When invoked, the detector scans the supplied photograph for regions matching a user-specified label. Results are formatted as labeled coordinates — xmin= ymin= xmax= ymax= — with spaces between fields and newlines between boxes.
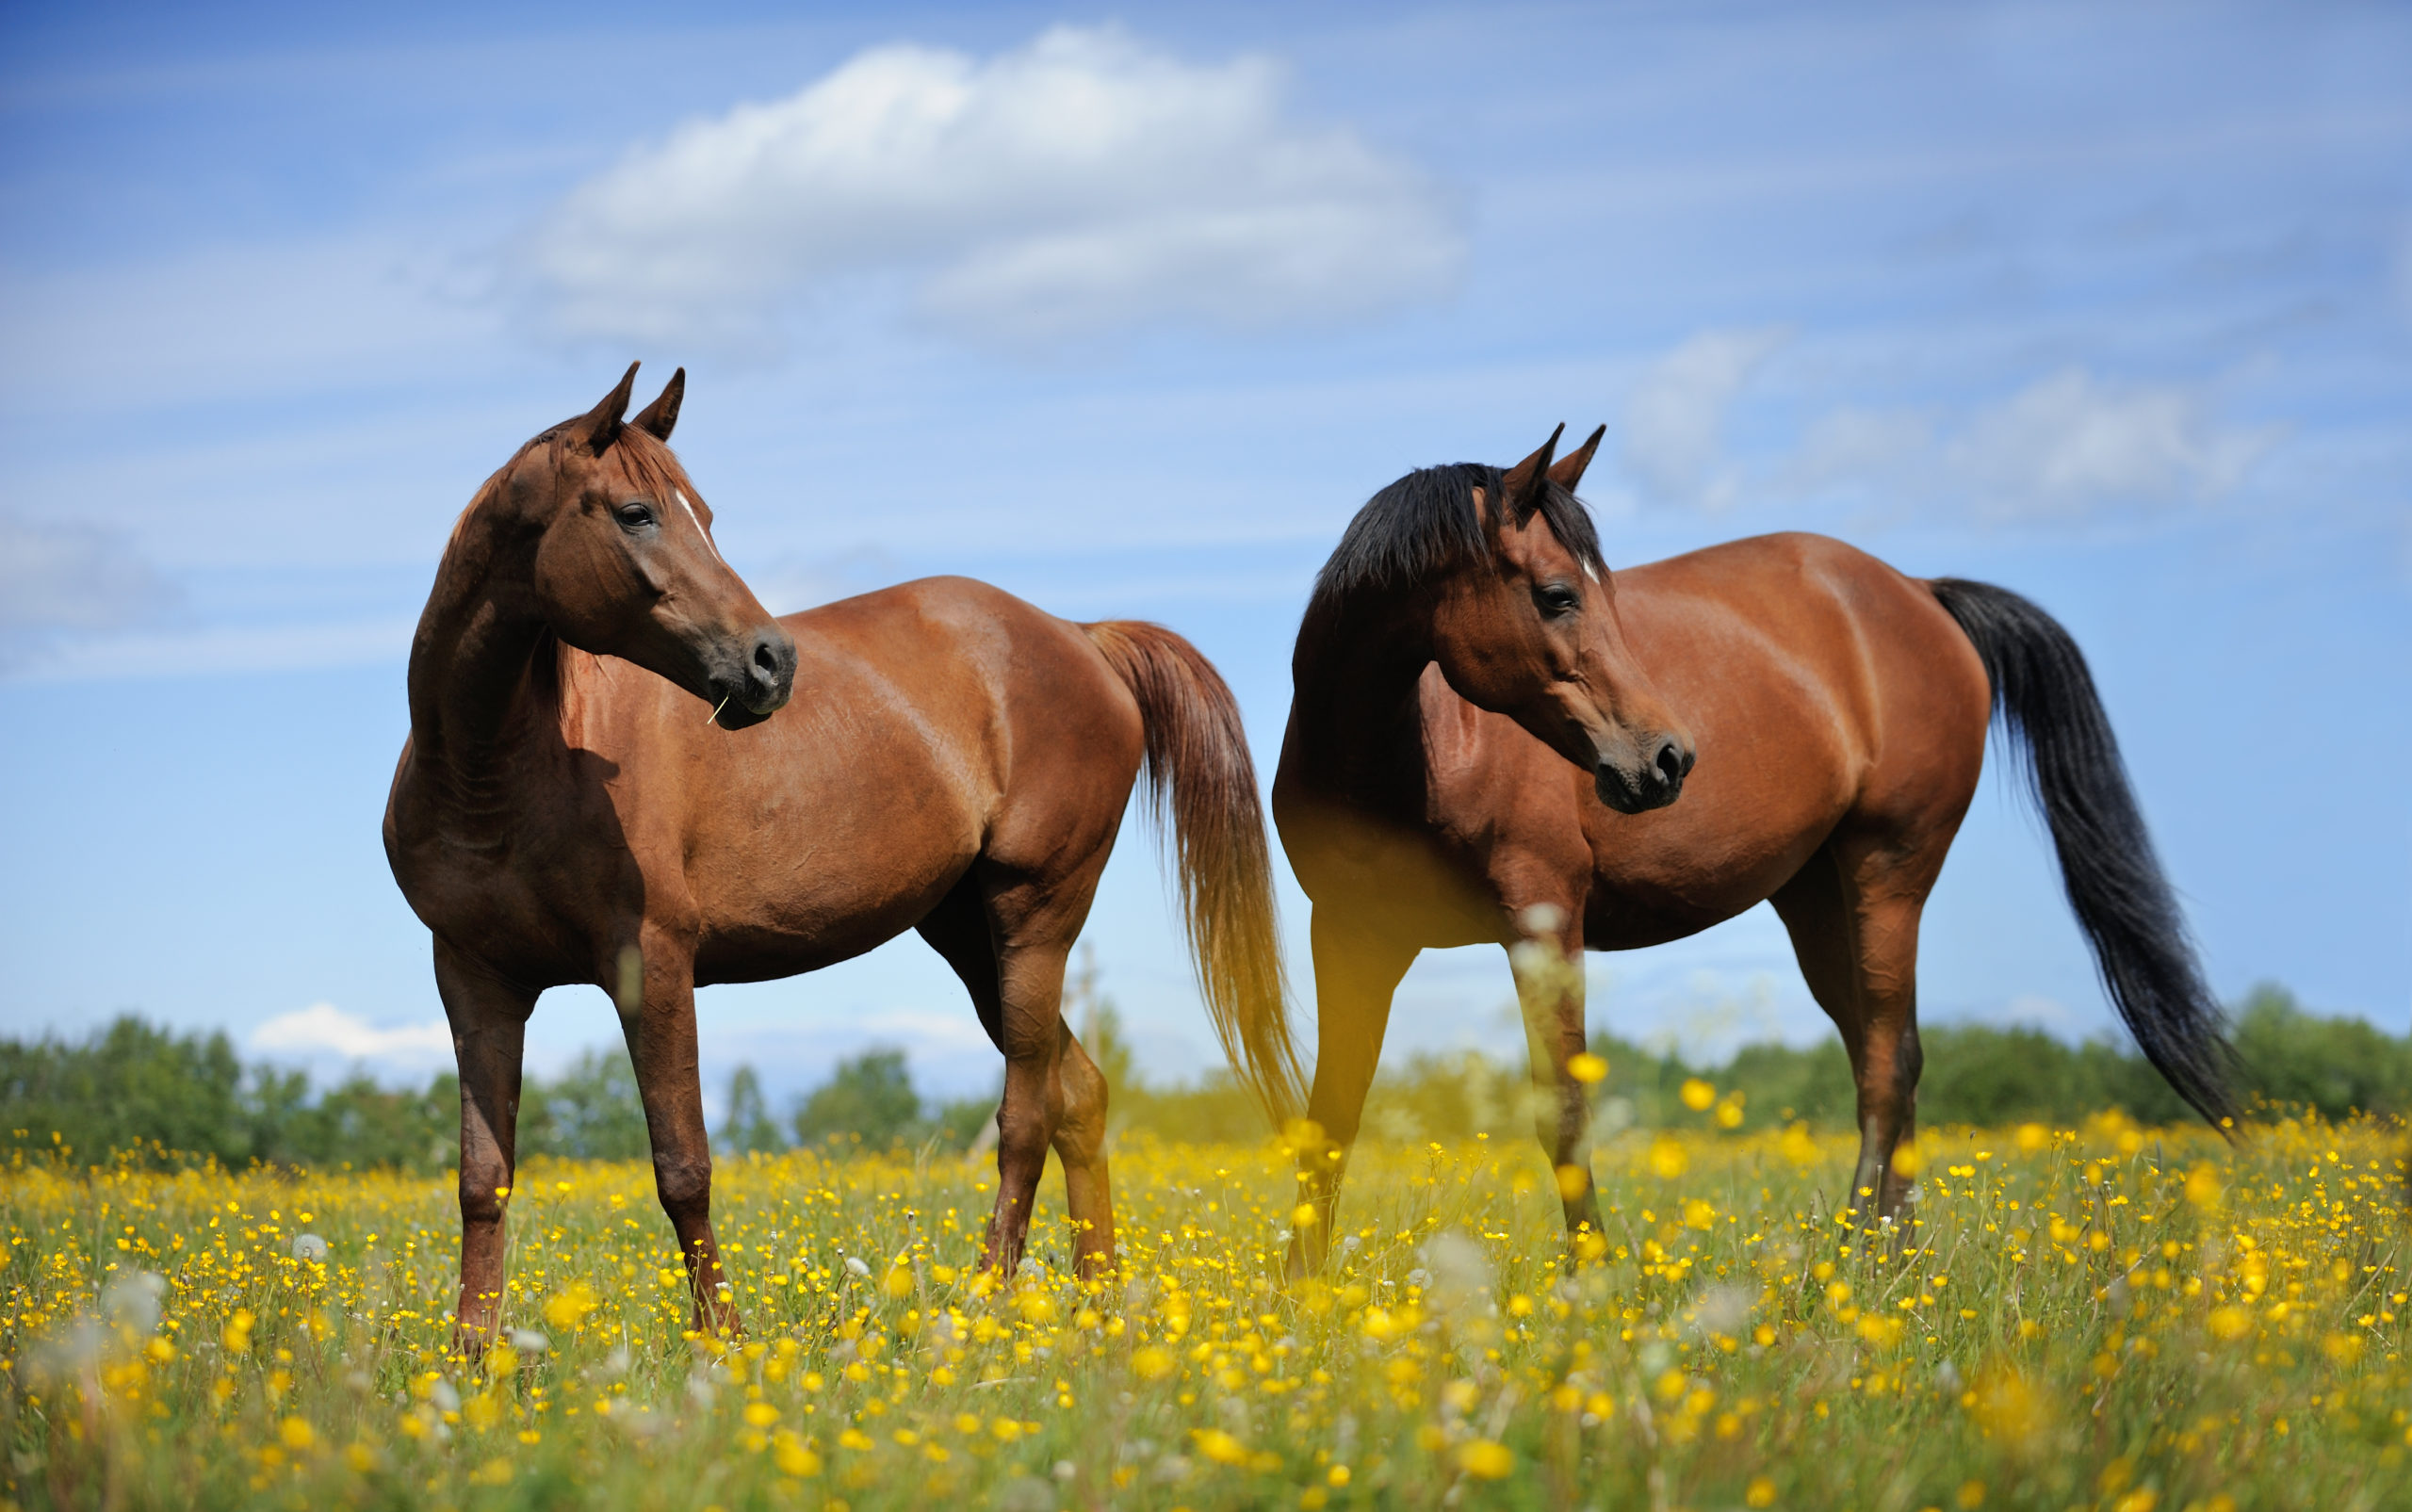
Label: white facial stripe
xmin=1584 ymin=561 xmax=1601 ymax=585
xmin=675 ymin=490 xmax=725 ymax=565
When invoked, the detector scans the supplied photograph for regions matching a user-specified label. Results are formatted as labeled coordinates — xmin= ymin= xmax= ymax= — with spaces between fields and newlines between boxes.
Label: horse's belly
xmin=684 ymin=804 xmax=979 ymax=984
xmin=1580 ymin=785 xmax=1845 ymax=948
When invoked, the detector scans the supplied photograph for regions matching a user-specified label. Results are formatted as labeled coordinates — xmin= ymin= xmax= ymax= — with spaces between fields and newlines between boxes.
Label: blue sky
xmin=2 ymin=0 xmax=2405 ymax=1113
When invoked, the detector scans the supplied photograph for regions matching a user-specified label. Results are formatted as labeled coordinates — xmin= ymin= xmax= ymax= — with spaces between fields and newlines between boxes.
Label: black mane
xmin=1310 ymin=462 xmax=1606 ymax=609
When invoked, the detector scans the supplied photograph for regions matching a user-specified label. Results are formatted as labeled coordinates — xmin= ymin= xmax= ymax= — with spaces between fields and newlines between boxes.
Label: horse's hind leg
xmin=1770 ymin=838 xmax=1933 ymax=1237
xmin=1287 ymin=907 xmax=1418 ymax=1279
xmin=921 ymin=864 xmax=1107 ymax=1277
xmin=434 ymin=941 xmax=535 ymax=1353
xmin=1049 ymin=1022 xmax=1116 ymax=1274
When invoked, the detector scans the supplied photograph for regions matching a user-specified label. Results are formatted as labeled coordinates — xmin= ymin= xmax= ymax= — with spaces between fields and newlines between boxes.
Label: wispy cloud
xmin=0 ymin=515 xmax=178 ymax=670
xmin=251 ymin=1003 xmax=450 ymax=1064
xmin=1617 ymin=328 xmax=1788 ymax=512
xmin=516 ymin=24 xmax=1462 ymax=357
xmin=1616 ymin=327 xmax=2279 ymax=522
xmin=1790 ymin=366 xmax=2279 ymax=520
xmin=3 ymin=614 xmax=416 ymax=685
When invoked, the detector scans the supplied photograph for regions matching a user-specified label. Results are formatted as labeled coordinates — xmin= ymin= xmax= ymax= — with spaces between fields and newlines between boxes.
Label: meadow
xmin=4 ymin=1103 xmax=2405 ymax=1512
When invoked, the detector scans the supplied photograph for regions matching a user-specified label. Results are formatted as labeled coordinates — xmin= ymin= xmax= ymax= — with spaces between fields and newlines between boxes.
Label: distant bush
xmin=5 ymin=984 xmax=2399 ymax=1170
xmin=1116 ymin=982 xmax=2407 ymax=1146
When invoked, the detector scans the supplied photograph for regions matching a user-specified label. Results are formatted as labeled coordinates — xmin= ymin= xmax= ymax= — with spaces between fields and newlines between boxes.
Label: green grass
xmin=4 ymin=1106 xmax=2406 ymax=1511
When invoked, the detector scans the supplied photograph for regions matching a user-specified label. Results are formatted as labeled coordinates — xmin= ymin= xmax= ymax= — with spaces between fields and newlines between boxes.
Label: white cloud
xmin=252 ymin=1003 xmax=451 ymax=1063
xmin=0 ymin=516 xmax=176 ymax=668
xmin=1789 ymin=366 xmax=2276 ymax=520
xmin=518 ymin=24 xmax=1461 ymax=356
xmin=1947 ymin=368 xmax=2273 ymax=518
xmin=0 ymin=234 xmax=498 ymax=416
xmin=1618 ymin=327 xmax=1787 ymax=510
xmin=3 ymin=613 xmax=416 ymax=685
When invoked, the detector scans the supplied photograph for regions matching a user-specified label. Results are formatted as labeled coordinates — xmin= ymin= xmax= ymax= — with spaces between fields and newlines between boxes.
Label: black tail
xmin=1930 ymin=577 xmax=2239 ymax=1131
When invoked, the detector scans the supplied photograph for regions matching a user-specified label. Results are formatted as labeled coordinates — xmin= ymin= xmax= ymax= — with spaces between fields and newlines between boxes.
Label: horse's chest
xmin=390 ymin=810 xmax=638 ymax=982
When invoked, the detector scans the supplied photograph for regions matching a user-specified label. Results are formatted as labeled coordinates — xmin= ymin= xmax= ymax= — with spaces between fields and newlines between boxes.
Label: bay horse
xmin=385 ymin=366 xmax=1300 ymax=1344
xmin=1274 ymin=426 xmax=2237 ymax=1274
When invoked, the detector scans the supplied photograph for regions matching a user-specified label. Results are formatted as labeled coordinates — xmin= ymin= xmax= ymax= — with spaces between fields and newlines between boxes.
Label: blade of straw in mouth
xmin=707 ymin=693 xmax=731 ymax=725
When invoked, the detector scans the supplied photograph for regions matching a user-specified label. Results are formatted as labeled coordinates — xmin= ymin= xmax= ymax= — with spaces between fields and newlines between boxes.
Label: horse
xmin=384 ymin=366 xmax=1300 ymax=1344
xmin=1272 ymin=426 xmax=2237 ymax=1275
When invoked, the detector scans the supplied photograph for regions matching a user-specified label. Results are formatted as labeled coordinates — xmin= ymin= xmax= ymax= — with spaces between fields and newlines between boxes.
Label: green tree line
xmin=4 ymin=984 xmax=2401 ymax=1172
xmin=0 ymin=1022 xmax=990 ymax=1175
xmin=1107 ymin=983 xmax=2412 ymax=1145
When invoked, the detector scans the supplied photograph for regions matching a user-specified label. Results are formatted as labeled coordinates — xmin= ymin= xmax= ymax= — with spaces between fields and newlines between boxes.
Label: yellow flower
xmin=1745 ymin=1476 xmax=1777 ymax=1508
xmin=278 ymin=1417 xmax=315 ymax=1451
xmin=1649 ymin=1137 xmax=1690 ymax=1179
xmin=743 ymin=1401 xmax=780 ymax=1427
xmin=2185 ymin=1164 xmax=2225 ymax=1212
xmin=1132 ymin=1345 xmax=1176 ymax=1381
xmin=773 ymin=1438 xmax=822 ymax=1478
xmin=2208 ymin=1307 xmax=2252 ymax=1341
xmin=1967 ymin=1363 xmax=2047 ymax=1456
xmin=1458 ymin=1439 xmax=1514 ymax=1479
xmin=542 ymin=1280 xmax=598 ymax=1333
xmin=1191 ymin=1427 xmax=1248 ymax=1466
xmin=1567 ymin=1052 xmax=1608 ymax=1084
xmin=1679 ymin=1079 xmax=1717 ymax=1112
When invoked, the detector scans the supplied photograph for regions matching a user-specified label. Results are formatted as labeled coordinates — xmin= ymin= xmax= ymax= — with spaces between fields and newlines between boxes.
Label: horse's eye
xmin=1536 ymin=584 xmax=1581 ymax=617
xmin=615 ymin=501 xmax=657 ymax=531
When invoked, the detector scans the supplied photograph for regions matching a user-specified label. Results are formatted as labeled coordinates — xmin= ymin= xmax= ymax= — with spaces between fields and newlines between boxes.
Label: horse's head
xmin=505 ymin=364 xmax=795 ymax=728
xmin=1428 ymin=426 xmax=1695 ymax=813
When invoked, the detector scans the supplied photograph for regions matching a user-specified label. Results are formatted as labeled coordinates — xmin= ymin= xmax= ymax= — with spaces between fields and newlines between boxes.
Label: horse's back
xmin=1651 ymin=533 xmax=1991 ymax=828
xmin=780 ymin=576 xmax=1147 ymax=813
xmin=1576 ymin=534 xmax=1992 ymax=938
xmin=554 ymin=577 xmax=1139 ymax=981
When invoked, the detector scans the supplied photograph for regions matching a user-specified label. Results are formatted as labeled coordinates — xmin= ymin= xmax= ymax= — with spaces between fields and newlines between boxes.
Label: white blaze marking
xmin=1584 ymin=561 xmax=1601 ymax=584
xmin=675 ymin=490 xmax=726 ymax=565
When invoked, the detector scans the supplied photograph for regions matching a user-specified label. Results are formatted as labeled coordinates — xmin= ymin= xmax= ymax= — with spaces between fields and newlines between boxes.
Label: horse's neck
xmin=404 ymin=512 xmax=559 ymax=829
xmin=1287 ymin=588 xmax=1438 ymax=811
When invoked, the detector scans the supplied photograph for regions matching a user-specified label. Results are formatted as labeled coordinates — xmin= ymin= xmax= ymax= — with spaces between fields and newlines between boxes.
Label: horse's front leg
xmin=1286 ymin=909 xmax=1417 ymax=1280
xmin=435 ymin=941 xmax=537 ymax=1355
xmin=1507 ymin=901 xmax=1605 ymax=1249
xmin=614 ymin=932 xmax=740 ymax=1337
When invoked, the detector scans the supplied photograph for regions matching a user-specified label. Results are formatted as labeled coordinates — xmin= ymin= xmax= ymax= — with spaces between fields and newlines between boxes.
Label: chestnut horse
xmin=1275 ymin=427 xmax=2237 ymax=1274
xmin=386 ymin=366 xmax=1299 ymax=1343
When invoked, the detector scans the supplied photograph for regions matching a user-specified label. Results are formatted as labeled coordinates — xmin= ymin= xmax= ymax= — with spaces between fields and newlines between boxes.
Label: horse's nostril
xmin=754 ymin=642 xmax=777 ymax=675
xmin=1655 ymin=740 xmax=1686 ymax=789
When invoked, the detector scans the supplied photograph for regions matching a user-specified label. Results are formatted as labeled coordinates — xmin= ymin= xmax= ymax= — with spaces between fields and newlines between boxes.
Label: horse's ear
xmin=571 ymin=362 xmax=641 ymax=456
xmin=1549 ymin=424 xmax=1605 ymax=494
xmin=1502 ymin=424 xmax=1564 ymax=525
xmin=632 ymin=367 xmax=685 ymax=442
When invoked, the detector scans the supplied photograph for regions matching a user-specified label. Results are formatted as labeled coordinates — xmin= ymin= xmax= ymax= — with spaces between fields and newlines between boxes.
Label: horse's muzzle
xmin=710 ymin=626 xmax=797 ymax=728
xmin=1595 ymin=736 xmax=1693 ymax=814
